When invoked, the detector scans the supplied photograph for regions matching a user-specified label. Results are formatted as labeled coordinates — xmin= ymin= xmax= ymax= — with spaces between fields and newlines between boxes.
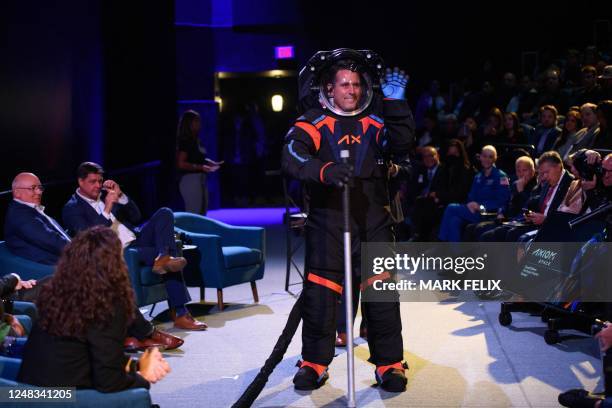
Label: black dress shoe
xmin=558 ymin=389 xmax=603 ymax=408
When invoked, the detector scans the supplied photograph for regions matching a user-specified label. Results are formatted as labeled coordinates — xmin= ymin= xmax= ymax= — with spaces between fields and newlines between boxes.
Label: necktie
xmin=540 ymin=184 xmax=555 ymax=213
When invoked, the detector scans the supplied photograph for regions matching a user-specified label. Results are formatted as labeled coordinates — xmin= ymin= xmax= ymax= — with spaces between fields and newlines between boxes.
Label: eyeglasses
xmin=14 ymin=185 xmax=45 ymax=192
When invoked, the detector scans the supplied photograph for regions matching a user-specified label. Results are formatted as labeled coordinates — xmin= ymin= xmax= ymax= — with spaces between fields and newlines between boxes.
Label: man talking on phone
xmin=62 ymin=162 xmax=207 ymax=331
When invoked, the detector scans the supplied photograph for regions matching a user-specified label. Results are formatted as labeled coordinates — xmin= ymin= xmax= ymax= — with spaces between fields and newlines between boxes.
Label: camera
xmin=572 ymin=149 xmax=603 ymax=181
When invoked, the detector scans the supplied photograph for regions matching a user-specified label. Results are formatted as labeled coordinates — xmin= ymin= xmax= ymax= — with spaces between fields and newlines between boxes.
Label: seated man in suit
xmin=62 ymin=162 xmax=206 ymax=330
xmin=4 ymin=172 xmax=184 ymax=349
xmin=529 ymin=105 xmax=562 ymax=157
xmin=481 ymin=151 xmax=574 ymax=242
xmin=409 ymin=146 xmax=446 ymax=241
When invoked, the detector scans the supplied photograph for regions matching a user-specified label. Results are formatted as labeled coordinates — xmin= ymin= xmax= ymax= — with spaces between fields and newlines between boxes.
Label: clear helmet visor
xmin=318 ymin=70 xmax=374 ymax=117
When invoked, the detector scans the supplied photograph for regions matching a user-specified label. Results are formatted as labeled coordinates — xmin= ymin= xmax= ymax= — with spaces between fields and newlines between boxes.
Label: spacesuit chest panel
xmin=312 ymin=114 xmax=384 ymax=178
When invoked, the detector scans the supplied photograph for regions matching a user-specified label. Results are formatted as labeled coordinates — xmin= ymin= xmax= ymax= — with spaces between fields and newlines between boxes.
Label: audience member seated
xmin=593 ymin=100 xmax=612 ymax=150
xmin=415 ymin=80 xmax=446 ymax=130
xmin=415 ymin=112 xmax=442 ymax=148
xmin=572 ymin=65 xmax=603 ymax=106
xmin=479 ymin=107 xmax=504 ymax=148
xmin=18 ymin=226 xmax=171 ymax=392
xmin=456 ymin=116 xmax=480 ymax=164
xmin=0 ymin=273 xmax=35 ymax=355
xmin=438 ymin=145 xmax=511 ymax=242
xmin=499 ymin=112 xmax=527 ymax=145
xmin=535 ymin=150 xmax=611 ymax=242
xmin=480 ymin=151 xmax=574 ymax=242
xmin=570 ymin=103 xmax=601 ymax=153
xmin=464 ymin=156 xmax=536 ymax=241
xmin=62 ymin=162 xmax=207 ymax=331
xmin=600 ymin=66 xmax=612 ymax=101
xmin=553 ymin=109 xmax=582 ymax=160
xmin=531 ymin=68 xmax=570 ymax=117
xmin=557 ymin=154 xmax=612 ymax=408
xmin=529 ymin=105 xmax=562 ymax=157
xmin=516 ymin=75 xmax=540 ymax=122
xmin=411 ymin=140 xmax=474 ymax=241
xmin=4 ymin=172 xmax=183 ymax=351
xmin=496 ymin=72 xmax=519 ymax=112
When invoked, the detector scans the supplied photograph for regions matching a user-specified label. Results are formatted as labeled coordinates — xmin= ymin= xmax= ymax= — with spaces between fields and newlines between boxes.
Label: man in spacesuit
xmin=281 ymin=48 xmax=415 ymax=392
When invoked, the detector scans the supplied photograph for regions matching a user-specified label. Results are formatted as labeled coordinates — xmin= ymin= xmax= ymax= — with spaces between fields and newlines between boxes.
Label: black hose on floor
xmin=232 ymin=292 xmax=304 ymax=408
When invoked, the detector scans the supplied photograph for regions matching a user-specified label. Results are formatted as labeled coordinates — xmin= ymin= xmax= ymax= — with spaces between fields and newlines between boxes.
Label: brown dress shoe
xmin=335 ymin=333 xmax=347 ymax=347
xmin=152 ymin=255 xmax=187 ymax=274
xmin=150 ymin=329 xmax=184 ymax=350
xmin=123 ymin=337 xmax=164 ymax=352
xmin=173 ymin=312 xmax=208 ymax=331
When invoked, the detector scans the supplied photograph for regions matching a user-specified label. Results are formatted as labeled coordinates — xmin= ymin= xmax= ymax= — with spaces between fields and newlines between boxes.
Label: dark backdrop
xmin=0 ymin=0 xmax=176 ymax=232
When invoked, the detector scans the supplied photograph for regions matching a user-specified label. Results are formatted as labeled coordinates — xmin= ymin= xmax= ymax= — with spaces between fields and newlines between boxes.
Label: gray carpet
xmin=141 ymin=225 xmax=602 ymax=407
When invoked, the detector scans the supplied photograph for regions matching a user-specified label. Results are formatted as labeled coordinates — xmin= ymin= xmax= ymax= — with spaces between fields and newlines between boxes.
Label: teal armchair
xmin=123 ymin=248 xmax=169 ymax=308
xmin=0 ymin=356 xmax=152 ymax=408
xmin=0 ymin=242 xmax=54 ymax=280
xmin=0 ymin=241 xmax=167 ymax=310
xmin=173 ymin=212 xmax=265 ymax=310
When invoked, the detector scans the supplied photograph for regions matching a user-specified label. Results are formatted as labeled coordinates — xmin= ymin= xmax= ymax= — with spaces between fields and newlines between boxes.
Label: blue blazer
xmin=3 ymin=200 xmax=69 ymax=265
xmin=62 ymin=193 xmax=142 ymax=237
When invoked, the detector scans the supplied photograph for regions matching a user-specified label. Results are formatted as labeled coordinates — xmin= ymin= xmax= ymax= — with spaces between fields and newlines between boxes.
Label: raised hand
xmin=381 ymin=67 xmax=409 ymax=100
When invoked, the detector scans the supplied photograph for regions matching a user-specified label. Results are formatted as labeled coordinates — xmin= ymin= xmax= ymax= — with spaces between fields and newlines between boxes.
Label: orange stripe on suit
xmin=307 ymin=272 xmax=343 ymax=294
xmin=295 ymin=121 xmax=321 ymax=151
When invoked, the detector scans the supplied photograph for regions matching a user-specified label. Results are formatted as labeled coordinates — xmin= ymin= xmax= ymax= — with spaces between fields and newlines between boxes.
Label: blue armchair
xmin=0 ymin=356 xmax=152 ymax=408
xmin=173 ymin=212 xmax=265 ymax=311
xmin=124 ymin=248 xmax=169 ymax=309
xmin=0 ymin=241 xmax=54 ymax=280
xmin=0 ymin=241 xmax=166 ymax=310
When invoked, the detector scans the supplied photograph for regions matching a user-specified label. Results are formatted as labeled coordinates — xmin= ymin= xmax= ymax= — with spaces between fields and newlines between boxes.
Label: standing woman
xmin=18 ymin=226 xmax=170 ymax=391
xmin=176 ymin=110 xmax=220 ymax=215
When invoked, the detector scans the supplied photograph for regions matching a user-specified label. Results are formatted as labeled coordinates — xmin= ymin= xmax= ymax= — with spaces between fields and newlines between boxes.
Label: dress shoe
xmin=123 ymin=337 xmax=164 ymax=352
xmin=173 ymin=312 xmax=208 ymax=331
xmin=150 ymin=329 xmax=184 ymax=350
xmin=335 ymin=333 xmax=347 ymax=347
xmin=152 ymin=255 xmax=187 ymax=274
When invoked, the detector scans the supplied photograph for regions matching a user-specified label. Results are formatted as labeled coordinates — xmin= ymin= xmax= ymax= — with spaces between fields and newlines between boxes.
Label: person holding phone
xmin=176 ymin=110 xmax=222 ymax=215
xmin=62 ymin=162 xmax=207 ymax=331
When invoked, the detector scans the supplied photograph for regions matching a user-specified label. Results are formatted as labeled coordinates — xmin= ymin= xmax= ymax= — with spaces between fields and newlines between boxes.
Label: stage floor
xmin=142 ymin=211 xmax=600 ymax=407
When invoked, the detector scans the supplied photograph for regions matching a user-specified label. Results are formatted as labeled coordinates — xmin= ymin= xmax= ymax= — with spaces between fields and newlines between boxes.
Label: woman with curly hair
xmin=18 ymin=226 xmax=170 ymax=392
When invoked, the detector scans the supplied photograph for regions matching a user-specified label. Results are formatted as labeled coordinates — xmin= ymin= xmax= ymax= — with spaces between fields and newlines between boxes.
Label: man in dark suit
xmin=409 ymin=146 xmax=447 ymax=241
xmin=529 ymin=105 xmax=562 ymax=157
xmin=62 ymin=162 xmax=206 ymax=331
xmin=4 ymin=172 xmax=184 ymax=349
xmin=481 ymin=151 xmax=574 ymax=242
